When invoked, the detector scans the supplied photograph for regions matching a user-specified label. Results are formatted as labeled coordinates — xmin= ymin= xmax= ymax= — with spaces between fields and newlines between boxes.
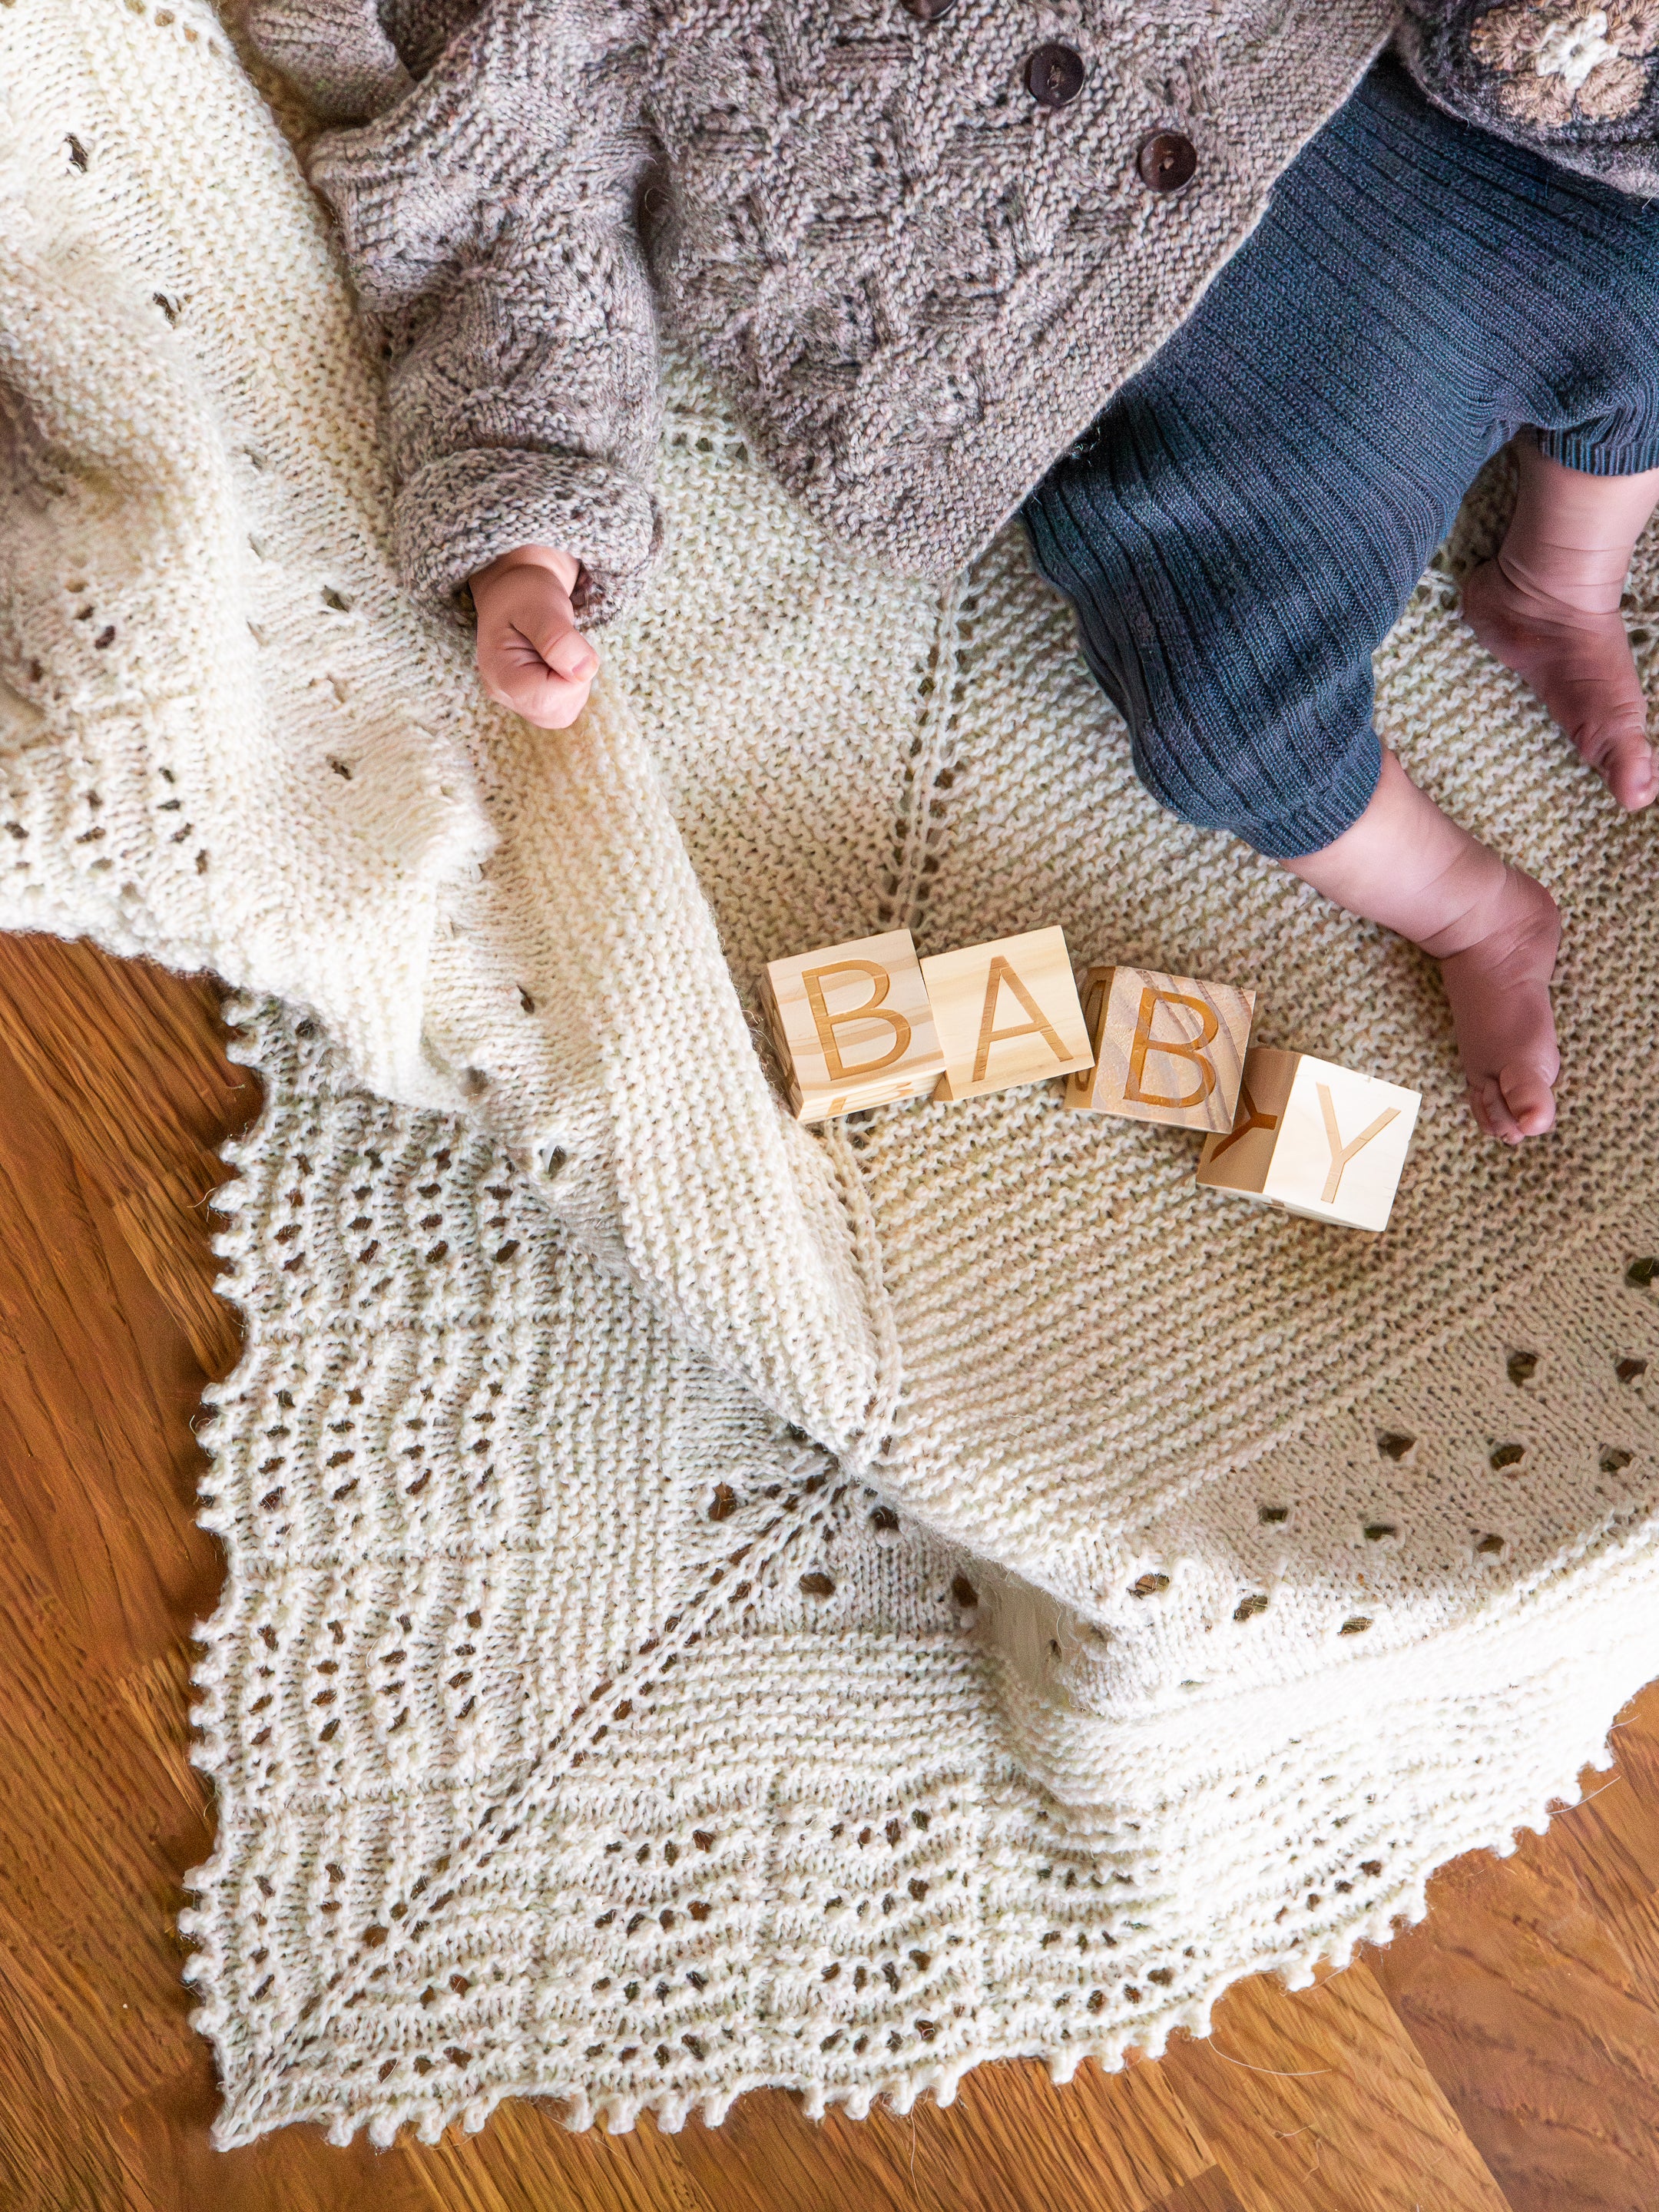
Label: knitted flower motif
xmin=1470 ymin=2 xmax=1659 ymax=124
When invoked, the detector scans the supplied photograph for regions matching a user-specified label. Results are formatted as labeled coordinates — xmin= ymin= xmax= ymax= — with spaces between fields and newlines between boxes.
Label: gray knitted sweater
xmin=250 ymin=0 xmax=1659 ymax=624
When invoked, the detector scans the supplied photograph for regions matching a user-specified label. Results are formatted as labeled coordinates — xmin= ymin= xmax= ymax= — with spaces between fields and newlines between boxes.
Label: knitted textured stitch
xmin=244 ymin=0 xmax=1396 ymax=617
xmin=183 ymin=995 xmax=1659 ymax=2144
xmin=1024 ymin=53 xmax=1659 ymax=858
xmin=5 ymin=0 xmax=1659 ymax=2149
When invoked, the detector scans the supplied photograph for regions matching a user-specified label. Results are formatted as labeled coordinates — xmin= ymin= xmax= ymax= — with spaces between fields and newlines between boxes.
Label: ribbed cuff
xmin=395 ymin=449 xmax=664 ymax=628
xmin=1178 ymin=724 xmax=1383 ymax=861
xmin=1536 ymin=427 xmax=1659 ymax=478
xmin=247 ymin=0 xmax=412 ymax=124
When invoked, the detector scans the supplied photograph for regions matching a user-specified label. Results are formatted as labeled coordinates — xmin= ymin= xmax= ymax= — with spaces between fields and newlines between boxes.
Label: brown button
xmin=902 ymin=0 xmax=957 ymax=17
xmin=1137 ymin=130 xmax=1198 ymax=193
xmin=1025 ymin=42 xmax=1085 ymax=108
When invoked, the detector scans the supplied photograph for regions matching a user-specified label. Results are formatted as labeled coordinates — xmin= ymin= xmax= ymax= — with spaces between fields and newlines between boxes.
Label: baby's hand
xmin=471 ymin=545 xmax=598 ymax=729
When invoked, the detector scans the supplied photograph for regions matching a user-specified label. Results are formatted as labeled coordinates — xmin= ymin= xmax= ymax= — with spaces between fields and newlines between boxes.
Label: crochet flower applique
xmin=1470 ymin=2 xmax=1659 ymax=124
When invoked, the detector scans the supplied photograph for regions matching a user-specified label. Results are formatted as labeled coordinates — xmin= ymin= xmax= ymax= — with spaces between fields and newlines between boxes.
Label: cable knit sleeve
xmin=257 ymin=0 xmax=664 ymax=624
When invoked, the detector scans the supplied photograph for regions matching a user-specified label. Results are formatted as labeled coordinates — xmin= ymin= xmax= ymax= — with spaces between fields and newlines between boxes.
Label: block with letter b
xmin=758 ymin=928 xmax=945 ymax=1122
xmin=1064 ymin=965 xmax=1254 ymax=1133
xmin=1196 ymin=1047 xmax=1421 ymax=1231
xmin=919 ymin=926 xmax=1094 ymax=1103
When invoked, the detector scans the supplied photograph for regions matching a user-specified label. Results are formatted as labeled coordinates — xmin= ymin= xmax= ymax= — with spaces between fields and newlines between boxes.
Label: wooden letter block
xmin=919 ymin=926 xmax=1094 ymax=1103
xmin=758 ymin=928 xmax=945 ymax=1122
xmin=1196 ymin=1046 xmax=1421 ymax=1231
xmin=1064 ymin=965 xmax=1254 ymax=1133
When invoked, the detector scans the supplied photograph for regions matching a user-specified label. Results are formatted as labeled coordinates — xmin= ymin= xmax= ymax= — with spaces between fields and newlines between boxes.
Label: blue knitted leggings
xmin=1022 ymin=56 xmax=1659 ymax=859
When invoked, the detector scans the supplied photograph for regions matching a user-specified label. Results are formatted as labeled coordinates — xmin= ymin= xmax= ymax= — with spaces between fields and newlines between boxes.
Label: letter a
xmin=1316 ymin=1082 xmax=1399 ymax=1205
xmin=972 ymin=955 xmax=1071 ymax=1084
xmin=803 ymin=959 xmax=912 ymax=1081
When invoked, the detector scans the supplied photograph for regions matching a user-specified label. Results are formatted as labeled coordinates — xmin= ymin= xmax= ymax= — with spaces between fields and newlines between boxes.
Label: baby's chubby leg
xmin=1286 ymin=753 xmax=1561 ymax=1144
xmin=1018 ymin=59 xmax=1659 ymax=1144
xmin=1462 ymin=441 xmax=1659 ymax=808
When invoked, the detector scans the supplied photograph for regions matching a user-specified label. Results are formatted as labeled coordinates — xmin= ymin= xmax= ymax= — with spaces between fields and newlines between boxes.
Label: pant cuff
xmin=1536 ymin=427 xmax=1659 ymax=478
xmin=1156 ymin=725 xmax=1382 ymax=861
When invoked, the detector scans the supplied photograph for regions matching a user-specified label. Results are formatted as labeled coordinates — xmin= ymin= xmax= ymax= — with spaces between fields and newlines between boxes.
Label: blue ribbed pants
xmin=1022 ymin=56 xmax=1659 ymax=859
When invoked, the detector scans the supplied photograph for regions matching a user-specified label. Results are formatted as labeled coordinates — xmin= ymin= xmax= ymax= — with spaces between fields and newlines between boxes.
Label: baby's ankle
xmin=1495 ymin=537 xmax=1628 ymax=619
xmin=1495 ymin=439 xmax=1659 ymax=617
xmin=1412 ymin=854 xmax=1552 ymax=968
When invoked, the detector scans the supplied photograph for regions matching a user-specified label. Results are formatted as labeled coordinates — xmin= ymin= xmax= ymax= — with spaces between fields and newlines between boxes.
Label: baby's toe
xmin=1468 ymin=1074 xmax=1521 ymax=1146
xmin=1498 ymin=1059 xmax=1556 ymax=1138
xmin=1606 ymin=733 xmax=1658 ymax=811
xmin=1571 ymin=705 xmax=1655 ymax=809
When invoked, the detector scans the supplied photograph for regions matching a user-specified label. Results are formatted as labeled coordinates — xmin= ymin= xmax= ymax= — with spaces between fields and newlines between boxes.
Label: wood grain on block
xmin=1065 ymin=965 xmax=1254 ymax=1133
xmin=1197 ymin=1048 xmax=1421 ymax=1233
xmin=760 ymin=928 xmax=944 ymax=1122
xmin=920 ymin=926 xmax=1093 ymax=1103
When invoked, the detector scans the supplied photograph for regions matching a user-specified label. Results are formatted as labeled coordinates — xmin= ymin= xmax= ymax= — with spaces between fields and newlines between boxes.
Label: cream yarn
xmin=3 ymin=0 xmax=1658 ymax=2149
xmin=181 ymin=994 xmax=1659 ymax=2147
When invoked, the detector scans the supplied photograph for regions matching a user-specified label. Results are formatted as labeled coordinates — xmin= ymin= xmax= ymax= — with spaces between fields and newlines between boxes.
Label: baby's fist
xmin=471 ymin=545 xmax=598 ymax=729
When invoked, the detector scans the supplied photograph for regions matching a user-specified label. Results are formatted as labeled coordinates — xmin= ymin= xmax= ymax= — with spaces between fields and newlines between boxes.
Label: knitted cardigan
xmin=247 ymin=0 xmax=1394 ymax=620
xmin=247 ymin=1 xmax=1659 ymax=628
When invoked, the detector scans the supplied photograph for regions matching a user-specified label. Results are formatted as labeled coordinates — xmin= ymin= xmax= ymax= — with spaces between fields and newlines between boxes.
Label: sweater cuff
xmin=246 ymin=0 xmax=412 ymax=124
xmin=395 ymin=451 xmax=665 ymax=628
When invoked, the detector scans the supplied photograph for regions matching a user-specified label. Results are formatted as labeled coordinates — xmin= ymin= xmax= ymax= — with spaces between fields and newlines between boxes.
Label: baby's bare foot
xmin=1427 ymin=866 xmax=1562 ymax=1145
xmin=1462 ymin=558 xmax=1657 ymax=809
xmin=1286 ymin=754 xmax=1563 ymax=1145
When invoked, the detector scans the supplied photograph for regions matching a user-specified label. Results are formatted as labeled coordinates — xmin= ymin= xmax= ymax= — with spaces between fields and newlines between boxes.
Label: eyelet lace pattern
xmin=4 ymin=1 xmax=1657 ymax=2147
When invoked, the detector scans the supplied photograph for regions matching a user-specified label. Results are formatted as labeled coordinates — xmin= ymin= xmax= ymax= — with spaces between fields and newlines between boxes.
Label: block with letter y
xmin=1196 ymin=1046 xmax=1421 ymax=1231
xmin=919 ymin=926 xmax=1094 ymax=1103
xmin=758 ymin=928 xmax=945 ymax=1122
xmin=1065 ymin=965 xmax=1255 ymax=1133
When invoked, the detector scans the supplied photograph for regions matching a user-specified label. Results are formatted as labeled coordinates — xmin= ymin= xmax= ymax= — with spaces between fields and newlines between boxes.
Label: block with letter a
xmin=1196 ymin=1046 xmax=1421 ymax=1231
xmin=919 ymin=926 xmax=1094 ymax=1103
xmin=758 ymin=928 xmax=945 ymax=1122
xmin=1064 ymin=965 xmax=1254 ymax=1133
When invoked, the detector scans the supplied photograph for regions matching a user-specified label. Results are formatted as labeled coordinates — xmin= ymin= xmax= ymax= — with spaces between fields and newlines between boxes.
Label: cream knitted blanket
xmin=6 ymin=0 xmax=1659 ymax=2151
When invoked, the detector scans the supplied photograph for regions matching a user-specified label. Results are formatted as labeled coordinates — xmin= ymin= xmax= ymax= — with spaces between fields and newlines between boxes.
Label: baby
xmin=261 ymin=2 xmax=1659 ymax=1143
xmin=479 ymin=442 xmax=1657 ymax=1150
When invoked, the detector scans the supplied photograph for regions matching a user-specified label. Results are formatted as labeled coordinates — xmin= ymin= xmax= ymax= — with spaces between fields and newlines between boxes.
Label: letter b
xmin=1124 ymin=987 xmax=1219 ymax=1111
xmin=803 ymin=959 xmax=912 ymax=1081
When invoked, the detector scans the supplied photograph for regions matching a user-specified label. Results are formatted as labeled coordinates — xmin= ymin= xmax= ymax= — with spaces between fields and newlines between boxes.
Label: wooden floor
xmin=3 ymin=932 xmax=1658 ymax=2212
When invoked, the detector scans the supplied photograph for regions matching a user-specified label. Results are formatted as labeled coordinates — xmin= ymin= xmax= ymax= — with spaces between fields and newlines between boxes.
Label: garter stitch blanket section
xmin=6 ymin=0 xmax=1659 ymax=2149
